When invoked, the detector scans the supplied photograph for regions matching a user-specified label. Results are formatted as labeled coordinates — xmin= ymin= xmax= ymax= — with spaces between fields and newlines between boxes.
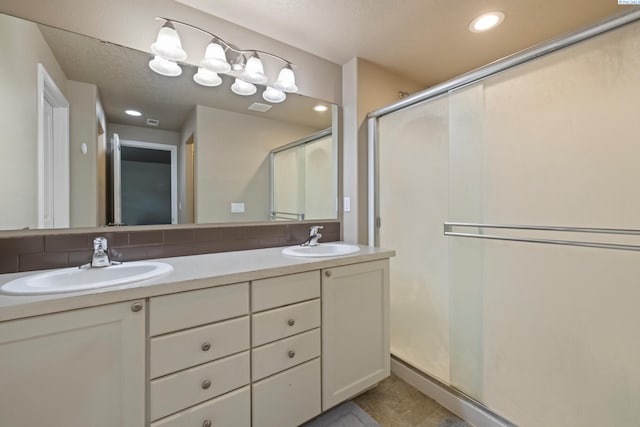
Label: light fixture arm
xmin=155 ymin=17 xmax=295 ymax=67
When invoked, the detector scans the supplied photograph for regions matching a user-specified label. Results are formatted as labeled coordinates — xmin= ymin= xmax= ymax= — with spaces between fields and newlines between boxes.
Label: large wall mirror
xmin=0 ymin=13 xmax=338 ymax=231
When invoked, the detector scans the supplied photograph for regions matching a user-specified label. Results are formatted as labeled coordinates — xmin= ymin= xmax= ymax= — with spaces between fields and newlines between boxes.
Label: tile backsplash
xmin=0 ymin=221 xmax=340 ymax=274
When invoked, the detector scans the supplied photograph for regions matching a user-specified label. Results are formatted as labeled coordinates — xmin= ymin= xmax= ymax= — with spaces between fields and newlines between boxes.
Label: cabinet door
xmin=0 ymin=301 xmax=145 ymax=427
xmin=322 ymin=259 xmax=390 ymax=409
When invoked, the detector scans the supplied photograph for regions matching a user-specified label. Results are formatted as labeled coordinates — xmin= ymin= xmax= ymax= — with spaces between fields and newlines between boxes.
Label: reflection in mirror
xmin=0 ymin=13 xmax=336 ymax=231
xmin=271 ymin=129 xmax=337 ymax=221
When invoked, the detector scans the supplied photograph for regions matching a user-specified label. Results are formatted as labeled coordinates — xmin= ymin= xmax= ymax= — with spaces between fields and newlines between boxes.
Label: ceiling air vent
xmin=146 ymin=118 xmax=159 ymax=127
xmin=248 ymin=102 xmax=272 ymax=113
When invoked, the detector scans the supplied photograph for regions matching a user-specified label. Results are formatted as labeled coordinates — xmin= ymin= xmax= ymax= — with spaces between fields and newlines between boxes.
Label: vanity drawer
xmin=150 ymin=316 xmax=250 ymax=378
xmin=149 ymin=282 xmax=249 ymax=336
xmin=151 ymin=386 xmax=250 ymax=427
xmin=251 ymin=271 xmax=320 ymax=312
xmin=252 ymin=358 xmax=321 ymax=427
xmin=150 ymin=351 xmax=250 ymax=421
xmin=252 ymin=328 xmax=320 ymax=381
xmin=252 ymin=299 xmax=320 ymax=346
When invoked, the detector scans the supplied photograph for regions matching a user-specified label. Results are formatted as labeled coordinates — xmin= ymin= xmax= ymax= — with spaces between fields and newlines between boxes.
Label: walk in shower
xmin=369 ymin=9 xmax=640 ymax=427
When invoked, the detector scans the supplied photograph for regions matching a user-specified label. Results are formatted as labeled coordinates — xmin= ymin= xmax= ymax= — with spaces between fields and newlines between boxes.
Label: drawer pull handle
xmin=287 ymin=319 xmax=296 ymax=327
xmin=130 ymin=302 xmax=143 ymax=312
xmin=202 ymin=420 xmax=212 ymax=427
xmin=325 ymin=270 xmax=332 ymax=277
xmin=201 ymin=342 xmax=211 ymax=352
xmin=288 ymin=350 xmax=296 ymax=359
xmin=201 ymin=379 xmax=211 ymax=390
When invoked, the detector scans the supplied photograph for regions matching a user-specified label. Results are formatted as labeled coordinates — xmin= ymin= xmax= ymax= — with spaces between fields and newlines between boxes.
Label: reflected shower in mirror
xmin=0 ymin=13 xmax=336 ymax=231
xmin=271 ymin=129 xmax=337 ymax=221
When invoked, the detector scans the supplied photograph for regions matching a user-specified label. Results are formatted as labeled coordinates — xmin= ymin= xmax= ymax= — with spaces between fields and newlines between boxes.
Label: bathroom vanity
xmin=0 ymin=244 xmax=393 ymax=427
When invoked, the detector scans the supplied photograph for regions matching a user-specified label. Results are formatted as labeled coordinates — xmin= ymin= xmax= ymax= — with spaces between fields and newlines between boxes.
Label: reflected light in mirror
xmin=313 ymin=105 xmax=328 ymax=112
xmin=0 ymin=12 xmax=337 ymax=231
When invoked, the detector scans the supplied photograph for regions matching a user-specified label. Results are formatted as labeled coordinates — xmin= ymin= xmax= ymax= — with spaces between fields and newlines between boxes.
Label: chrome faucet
xmin=91 ymin=237 xmax=111 ymax=267
xmin=80 ymin=237 xmax=119 ymax=269
xmin=302 ymin=226 xmax=323 ymax=247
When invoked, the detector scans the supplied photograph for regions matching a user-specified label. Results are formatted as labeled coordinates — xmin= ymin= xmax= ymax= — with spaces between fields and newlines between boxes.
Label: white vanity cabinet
xmin=148 ymin=283 xmax=251 ymax=426
xmin=251 ymin=271 xmax=322 ymax=427
xmin=0 ymin=248 xmax=393 ymax=427
xmin=321 ymin=259 xmax=390 ymax=410
xmin=0 ymin=300 xmax=146 ymax=427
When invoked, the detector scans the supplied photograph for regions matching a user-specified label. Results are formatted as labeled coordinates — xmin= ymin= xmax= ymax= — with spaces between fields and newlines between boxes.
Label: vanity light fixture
xmin=231 ymin=78 xmax=257 ymax=96
xmin=148 ymin=55 xmax=182 ymax=76
xmin=125 ymin=109 xmax=142 ymax=117
xmin=150 ymin=21 xmax=187 ymax=61
xmin=263 ymin=86 xmax=286 ymax=103
xmin=469 ymin=11 xmax=505 ymax=33
xmin=149 ymin=18 xmax=298 ymax=103
xmin=193 ymin=67 xmax=222 ymax=87
xmin=240 ymin=52 xmax=268 ymax=84
xmin=274 ymin=63 xmax=298 ymax=93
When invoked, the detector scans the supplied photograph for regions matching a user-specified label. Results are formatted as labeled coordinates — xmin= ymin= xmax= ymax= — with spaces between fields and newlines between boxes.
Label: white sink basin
xmin=0 ymin=261 xmax=174 ymax=296
xmin=282 ymin=243 xmax=360 ymax=258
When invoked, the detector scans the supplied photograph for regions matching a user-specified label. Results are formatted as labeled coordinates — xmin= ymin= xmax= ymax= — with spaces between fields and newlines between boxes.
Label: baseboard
xmin=390 ymin=356 xmax=515 ymax=427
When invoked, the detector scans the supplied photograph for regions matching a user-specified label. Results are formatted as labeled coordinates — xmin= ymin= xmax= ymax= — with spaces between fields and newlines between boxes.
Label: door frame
xmin=118 ymin=139 xmax=178 ymax=224
xmin=37 ymin=63 xmax=69 ymax=228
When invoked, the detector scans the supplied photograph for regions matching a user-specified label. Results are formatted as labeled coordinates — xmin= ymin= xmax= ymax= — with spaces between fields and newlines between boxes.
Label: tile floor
xmin=353 ymin=374 xmax=471 ymax=427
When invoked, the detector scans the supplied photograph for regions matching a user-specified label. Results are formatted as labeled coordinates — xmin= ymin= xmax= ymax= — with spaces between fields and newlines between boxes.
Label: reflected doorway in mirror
xmin=112 ymin=134 xmax=178 ymax=226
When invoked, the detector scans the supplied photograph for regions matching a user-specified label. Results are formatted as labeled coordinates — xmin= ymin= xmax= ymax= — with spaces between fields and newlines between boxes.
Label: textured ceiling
xmin=37 ymin=22 xmax=333 ymax=132
xmin=176 ymin=0 xmax=633 ymax=86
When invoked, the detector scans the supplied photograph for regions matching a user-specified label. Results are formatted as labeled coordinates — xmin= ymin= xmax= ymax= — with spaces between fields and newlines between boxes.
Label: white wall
xmin=108 ymin=124 xmax=180 ymax=147
xmin=179 ymin=108 xmax=196 ymax=224
xmin=68 ymin=80 xmax=98 ymax=227
xmin=95 ymin=93 xmax=107 ymax=226
xmin=195 ymin=105 xmax=319 ymax=223
xmin=0 ymin=14 xmax=67 ymax=230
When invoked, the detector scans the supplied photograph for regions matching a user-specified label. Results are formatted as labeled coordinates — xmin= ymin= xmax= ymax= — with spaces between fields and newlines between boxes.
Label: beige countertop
xmin=0 ymin=243 xmax=394 ymax=322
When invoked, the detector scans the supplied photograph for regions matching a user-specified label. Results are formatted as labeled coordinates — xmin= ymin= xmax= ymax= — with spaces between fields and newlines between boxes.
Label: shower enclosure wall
xmin=270 ymin=129 xmax=337 ymax=221
xmin=369 ymin=10 xmax=640 ymax=427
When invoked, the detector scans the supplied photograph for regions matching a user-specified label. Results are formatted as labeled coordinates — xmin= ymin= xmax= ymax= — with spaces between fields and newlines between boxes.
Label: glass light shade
xmin=240 ymin=55 xmax=268 ymax=84
xmin=232 ymin=54 xmax=246 ymax=71
xmin=262 ymin=87 xmax=286 ymax=103
xmin=193 ymin=68 xmax=222 ymax=87
xmin=200 ymin=41 xmax=231 ymax=73
xmin=150 ymin=23 xmax=187 ymax=61
xmin=231 ymin=78 xmax=257 ymax=96
xmin=148 ymin=56 xmax=182 ymax=77
xmin=274 ymin=66 xmax=298 ymax=93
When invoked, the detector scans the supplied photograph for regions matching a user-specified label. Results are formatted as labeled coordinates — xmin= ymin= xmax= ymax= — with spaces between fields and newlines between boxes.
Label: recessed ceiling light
xmin=125 ymin=109 xmax=142 ymax=117
xmin=314 ymin=105 xmax=328 ymax=112
xmin=469 ymin=11 xmax=505 ymax=33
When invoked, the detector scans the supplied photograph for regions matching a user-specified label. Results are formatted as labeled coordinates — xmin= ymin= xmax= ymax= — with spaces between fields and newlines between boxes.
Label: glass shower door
xmin=377 ymin=94 xmax=451 ymax=382
xmin=448 ymin=20 xmax=640 ymax=425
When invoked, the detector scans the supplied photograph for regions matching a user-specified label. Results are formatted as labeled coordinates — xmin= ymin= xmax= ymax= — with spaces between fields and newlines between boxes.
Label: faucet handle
xmin=309 ymin=225 xmax=324 ymax=235
xmin=93 ymin=237 xmax=108 ymax=251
